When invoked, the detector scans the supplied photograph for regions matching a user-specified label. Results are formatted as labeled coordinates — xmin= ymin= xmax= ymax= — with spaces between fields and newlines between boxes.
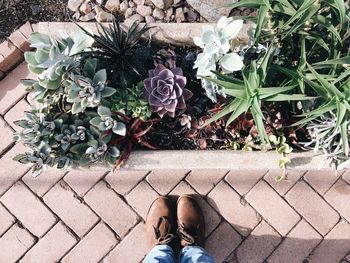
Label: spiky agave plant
xmin=76 ymin=20 xmax=154 ymax=88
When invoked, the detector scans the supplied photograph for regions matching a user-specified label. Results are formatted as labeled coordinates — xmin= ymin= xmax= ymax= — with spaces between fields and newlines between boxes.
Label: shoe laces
xmin=177 ymin=223 xmax=200 ymax=246
xmin=153 ymin=216 xmax=174 ymax=245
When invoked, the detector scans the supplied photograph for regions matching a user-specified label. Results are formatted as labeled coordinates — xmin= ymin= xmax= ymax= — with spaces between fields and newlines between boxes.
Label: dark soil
xmin=0 ymin=0 xmax=71 ymax=42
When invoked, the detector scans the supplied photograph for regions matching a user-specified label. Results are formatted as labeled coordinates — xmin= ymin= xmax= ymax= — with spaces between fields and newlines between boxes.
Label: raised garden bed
xmin=11 ymin=1 xmax=350 ymax=179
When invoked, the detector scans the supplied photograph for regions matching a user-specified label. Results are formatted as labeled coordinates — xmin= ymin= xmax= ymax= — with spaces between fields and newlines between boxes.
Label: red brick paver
xmin=246 ymin=180 xmax=300 ymax=236
xmin=208 ymin=180 xmax=260 ymax=236
xmin=85 ymin=181 xmax=139 ymax=238
xmin=308 ymin=220 xmax=350 ymax=263
xmin=104 ymin=222 xmax=148 ymax=263
xmin=0 ymin=223 xmax=35 ymax=262
xmin=147 ymin=169 xmax=189 ymax=195
xmin=304 ymin=169 xmax=343 ymax=195
xmin=186 ymin=169 xmax=228 ymax=195
xmin=3 ymin=98 xmax=30 ymax=131
xmin=267 ymin=219 xmax=322 ymax=263
xmin=324 ymin=179 xmax=350 ymax=222
xmin=0 ymin=117 xmax=14 ymax=154
xmin=0 ymin=161 xmax=349 ymax=262
xmin=237 ymin=220 xmax=281 ymax=263
xmin=205 ymin=221 xmax=242 ymax=262
xmin=0 ymin=203 xmax=15 ymax=236
xmin=285 ymin=180 xmax=339 ymax=236
xmin=1 ymin=181 xmax=56 ymax=237
xmin=43 ymin=181 xmax=99 ymax=238
xmin=21 ymin=222 xmax=77 ymax=263
xmin=0 ymin=62 xmax=34 ymax=115
xmin=62 ymin=222 xmax=118 ymax=263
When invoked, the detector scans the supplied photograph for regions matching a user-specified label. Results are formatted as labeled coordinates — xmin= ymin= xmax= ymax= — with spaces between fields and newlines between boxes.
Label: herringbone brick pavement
xmin=1 ymin=63 xmax=350 ymax=263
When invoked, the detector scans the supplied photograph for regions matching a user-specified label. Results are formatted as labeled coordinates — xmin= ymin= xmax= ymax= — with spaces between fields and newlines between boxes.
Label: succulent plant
xmin=14 ymin=109 xmax=58 ymax=146
xmin=110 ymin=83 xmax=151 ymax=121
xmin=76 ymin=20 xmax=153 ymax=88
xmin=13 ymin=105 xmax=124 ymax=176
xmin=153 ymin=48 xmax=177 ymax=70
xmin=14 ymin=141 xmax=53 ymax=177
xmin=23 ymin=31 xmax=94 ymax=104
xmin=66 ymin=69 xmax=116 ymax=114
xmin=302 ymin=111 xmax=350 ymax=170
xmin=193 ymin=16 xmax=244 ymax=103
xmin=89 ymin=106 xmax=126 ymax=136
xmin=144 ymin=64 xmax=192 ymax=118
xmin=85 ymin=139 xmax=120 ymax=165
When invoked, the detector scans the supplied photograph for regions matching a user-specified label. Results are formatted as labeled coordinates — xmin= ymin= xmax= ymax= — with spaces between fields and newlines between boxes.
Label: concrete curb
xmin=37 ymin=22 xmax=251 ymax=46
xmin=119 ymin=150 xmax=329 ymax=171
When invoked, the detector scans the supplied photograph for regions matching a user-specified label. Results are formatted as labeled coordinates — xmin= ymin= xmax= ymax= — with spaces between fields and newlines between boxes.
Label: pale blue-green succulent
xmin=23 ymin=31 xmax=94 ymax=104
xmin=66 ymin=69 xmax=116 ymax=114
xmin=90 ymin=106 xmax=126 ymax=136
xmin=193 ymin=16 xmax=244 ymax=102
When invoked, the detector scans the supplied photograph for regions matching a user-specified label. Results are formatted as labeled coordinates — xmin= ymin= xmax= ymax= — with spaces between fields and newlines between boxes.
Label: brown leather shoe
xmin=145 ymin=197 xmax=176 ymax=250
xmin=177 ymin=195 xmax=205 ymax=247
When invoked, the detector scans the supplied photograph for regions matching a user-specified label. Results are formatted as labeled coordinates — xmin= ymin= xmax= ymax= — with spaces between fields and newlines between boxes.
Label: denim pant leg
xmin=143 ymin=245 xmax=176 ymax=263
xmin=179 ymin=246 xmax=215 ymax=263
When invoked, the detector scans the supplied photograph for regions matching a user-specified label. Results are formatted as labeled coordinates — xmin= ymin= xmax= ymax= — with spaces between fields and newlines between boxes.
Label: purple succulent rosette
xmin=144 ymin=64 xmax=193 ymax=118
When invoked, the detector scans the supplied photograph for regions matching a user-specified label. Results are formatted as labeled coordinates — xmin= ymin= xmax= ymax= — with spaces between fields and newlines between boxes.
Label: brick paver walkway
xmin=1 ymin=63 xmax=350 ymax=262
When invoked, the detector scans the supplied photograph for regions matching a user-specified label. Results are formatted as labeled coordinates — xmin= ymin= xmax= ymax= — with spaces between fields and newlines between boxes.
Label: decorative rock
xmin=145 ymin=15 xmax=155 ymax=23
xmin=30 ymin=4 xmax=41 ymax=15
xmin=129 ymin=1 xmax=136 ymax=7
xmin=126 ymin=13 xmax=145 ymax=24
xmin=136 ymin=5 xmax=153 ymax=17
xmin=133 ymin=0 xmax=145 ymax=5
xmin=125 ymin=8 xmax=134 ymax=18
xmin=105 ymin=0 xmax=120 ymax=13
xmin=173 ymin=0 xmax=182 ymax=5
xmin=80 ymin=3 xmax=92 ymax=14
xmin=186 ymin=8 xmax=198 ymax=22
xmin=151 ymin=0 xmax=173 ymax=10
xmin=175 ymin=7 xmax=185 ymax=22
xmin=72 ymin=11 xmax=81 ymax=20
xmin=80 ymin=11 xmax=96 ymax=21
xmin=186 ymin=0 xmax=232 ymax=22
xmin=120 ymin=0 xmax=128 ymax=12
xmin=153 ymin=8 xmax=165 ymax=20
xmin=165 ymin=7 xmax=173 ymax=21
xmin=95 ymin=10 xmax=114 ymax=22
xmin=68 ymin=0 xmax=84 ymax=11
xmin=95 ymin=5 xmax=103 ymax=13
xmin=96 ymin=0 xmax=104 ymax=5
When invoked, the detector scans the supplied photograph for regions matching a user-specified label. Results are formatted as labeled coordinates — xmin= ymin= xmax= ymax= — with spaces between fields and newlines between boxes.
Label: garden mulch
xmin=1 ymin=60 xmax=350 ymax=262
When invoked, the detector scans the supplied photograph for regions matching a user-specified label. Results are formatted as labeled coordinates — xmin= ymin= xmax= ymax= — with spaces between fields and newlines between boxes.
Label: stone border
xmin=37 ymin=22 xmax=251 ymax=46
xmin=119 ymin=150 xmax=328 ymax=171
xmin=0 ymin=22 xmax=36 ymax=80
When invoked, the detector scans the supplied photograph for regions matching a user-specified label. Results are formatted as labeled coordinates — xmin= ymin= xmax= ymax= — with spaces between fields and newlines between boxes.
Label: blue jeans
xmin=143 ymin=245 xmax=215 ymax=263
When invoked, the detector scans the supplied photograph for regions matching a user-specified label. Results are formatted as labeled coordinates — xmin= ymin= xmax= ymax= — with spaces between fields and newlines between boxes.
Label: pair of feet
xmin=146 ymin=195 xmax=205 ymax=251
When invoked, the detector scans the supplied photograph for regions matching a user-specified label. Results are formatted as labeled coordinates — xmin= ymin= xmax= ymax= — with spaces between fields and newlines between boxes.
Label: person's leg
xmin=143 ymin=245 xmax=176 ymax=263
xmin=179 ymin=246 xmax=215 ymax=263
xmin=143 ymin=197 xmax=177 ymax=263
xmin=176 ymin=195 xmax=215 ymax=263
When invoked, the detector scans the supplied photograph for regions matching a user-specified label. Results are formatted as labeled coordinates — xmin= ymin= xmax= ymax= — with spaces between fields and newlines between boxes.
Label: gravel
xmin=0 ymin=0 xmax=71 ymax=42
